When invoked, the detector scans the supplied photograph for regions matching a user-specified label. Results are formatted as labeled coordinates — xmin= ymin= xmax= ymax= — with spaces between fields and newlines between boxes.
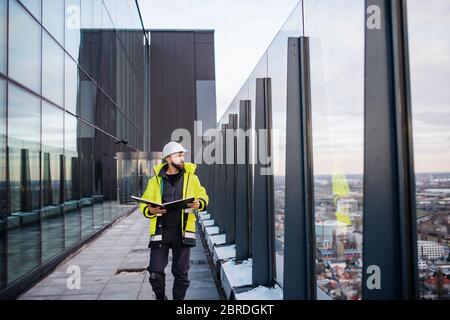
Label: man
xmin=139 ymin=141 xmax=209 ymax=300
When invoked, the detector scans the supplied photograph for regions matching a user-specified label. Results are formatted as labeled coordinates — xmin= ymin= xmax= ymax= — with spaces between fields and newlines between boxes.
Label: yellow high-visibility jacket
xmin=139 ymin=162 xmax=209 ymax=247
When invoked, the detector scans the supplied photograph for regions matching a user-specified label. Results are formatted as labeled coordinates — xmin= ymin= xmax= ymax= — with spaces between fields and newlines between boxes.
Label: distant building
xmin=418 ymin=260 xmax=428 ymax=270
xmin=418 ymin=241 xmax=446 ymax=260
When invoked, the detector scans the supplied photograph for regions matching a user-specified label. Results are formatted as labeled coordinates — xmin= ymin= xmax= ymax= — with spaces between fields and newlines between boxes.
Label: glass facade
xmin=9 ymin=0 xmax=42 ymax=93
xmin=0 ymin=0 xmax=6 ymax=73
xmin=408 ymin=0 xmax=450 ymax=300
xmin=42 ymin=31 xmax=64 ymax=106
xmin=307 ymin=0 xmax=365 ymax=300
xmin=211 ymin=0 xmax=448 ymax=301
xmin=0 ymin=0 xmax=150 ymax=295
xmin=216 ymin=3 xmax=304 ymax=288
xmin=217 ymin=0 xmax=363 ymax=298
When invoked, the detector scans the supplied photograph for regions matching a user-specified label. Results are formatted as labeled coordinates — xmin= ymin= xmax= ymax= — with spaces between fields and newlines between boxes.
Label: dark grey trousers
xmin=147 ymin=241 xmax=191 ymax=300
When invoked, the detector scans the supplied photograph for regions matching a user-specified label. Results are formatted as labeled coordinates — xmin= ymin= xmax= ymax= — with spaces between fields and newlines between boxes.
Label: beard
xmin=172 ymin=161 xmax=184 ymax=171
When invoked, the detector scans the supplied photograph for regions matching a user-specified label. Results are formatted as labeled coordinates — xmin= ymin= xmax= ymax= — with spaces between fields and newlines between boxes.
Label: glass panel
xmin=93 ymin=89 xmax=102 ymax=129
xmin=64 ymin=205 xmax=81 ymax=248
xmin=41 ymin=102 xmax=64 ymax=262
xmin=65 ymin=54 xmax=79 ymax=115
xmin=102 ymin=95 xmax=111 ymax=132
xmin=266 ymin=2 xmax=303 ymax=287
xmin=92 ymin=0 xmax=103 ymax=29
xmin=42 ymin=102 xmax=63 ymax=206
xmin=64 ymin=113 xmax=81 ymax=247
xmin=93 ymin=129 xmax=103 ymax=231
xmin=0 ymin=0 xmax=6 ymax=73
xmin=80 ymin=70 xmax=95 ymax=122
xmin=7 ymin=83 xmax=41 ymax=284
xmin=306 ymin=0 xmax=365 ymax=300
xmin=7 ymin=221 xmax=41 ymax=285
xmin=8 ymin=83 xmax=41 ymax=213
xmin=80 ymin=0 xmax=93 ymax=30
xmin=18 ymin=0 xmax=41 ymax=22
xmin=65 ymin=113 xmax=78 ymax=201
xmin=9 ymin=0 xmax=41 ymax=93
xmin=42 ymin=0 xmax=64 ymax=45
xmin=408 ymin=0 xmax=450 ymax=300
xmin=0 ymin=79 xmax=5 ymax=218
xmin=41 ymin=215 xmax=65 ymax=264
xmin=0 ymin=79 xmax=4 ymax=291
xmin=101 ymin=134 xmax=112 ymax=224
xmin=79 ymin=122 xmax=94 ymax=239
xmin=42 ymin=32 xmax=64 ymax=106
xmin=65 ymin=0 xmax=81 ymax=61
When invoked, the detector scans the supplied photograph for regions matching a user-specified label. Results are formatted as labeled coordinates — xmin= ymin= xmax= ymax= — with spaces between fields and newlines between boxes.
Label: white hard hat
xmin=162 ymin=141 xmax=188 ymax=159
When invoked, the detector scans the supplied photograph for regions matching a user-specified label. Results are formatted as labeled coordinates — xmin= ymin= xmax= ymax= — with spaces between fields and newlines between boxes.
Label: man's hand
xmin=147 ymin=205 xmax=167 ymax=215
xmin=187 ymin=200 xmax=201 ymax=210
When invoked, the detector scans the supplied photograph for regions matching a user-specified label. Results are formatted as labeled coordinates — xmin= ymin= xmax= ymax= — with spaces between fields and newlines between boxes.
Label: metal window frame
xmin=252 ymin=77 xmax=275 ymax=287
xmin=235 ymin=100 xmax=252 ymax=262
xmin=363 ymin=0 xmax=419 ymax=300
xmin=216 ymin=123 xmax=227 ymax=234
xmin=225 ymin=113 xmax=237 ymax=245
xmin=283 ymin=37 xmax=316 ymax=300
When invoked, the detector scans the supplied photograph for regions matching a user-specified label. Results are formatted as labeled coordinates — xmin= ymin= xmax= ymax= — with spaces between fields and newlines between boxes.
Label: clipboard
xmin=131 ymin=196 xmax=195 ymax=212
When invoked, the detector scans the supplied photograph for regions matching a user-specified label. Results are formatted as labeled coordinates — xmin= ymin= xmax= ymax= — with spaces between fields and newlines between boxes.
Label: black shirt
xmin=166 ymin=171 xmax=182 ymax=187
xmin=161 ymin=169 xmax=184 ymax=232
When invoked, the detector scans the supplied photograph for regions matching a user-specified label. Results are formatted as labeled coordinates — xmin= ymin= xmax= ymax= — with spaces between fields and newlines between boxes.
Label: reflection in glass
xmin=65 ymin=113 xmax=78 ymax=201
xmin=80 ymin=0 xmax=93 ymax=30
xmin=0 ymin=79 xmax=5 ymax=218
xmin=92 ymin=0 xmax=103 ymax=29
xmin=79 ymin=122 xmax=94 ymax=238
xmin=266 ymin=2 xmax=303 ymax=287
xmin=0 ymin=80 xmax=4 ymax=291
xmin=7 ymin=83 xmax=41 ymax=285
xmin=1 ymin=0 xmax=146 ymax=293
xmin=64 ymin=208 xmax=81 ymax=248
xmin=80 ymin=71 xmax=95 ymax=123
xmin=41 ymin=214 xmax=64 ymax=262
xmin=0 ymin=0 xmax=6 ymax=73
xmin=9 ymin=0 xmax=41 ymax=93
xmin=7 ymin=221 xmax=41 ymax=285
xmin=65 ymin=0 xmax=81 ymax=60
xmin=42 ymin=102 xmax=64 ymax=206
xmin=42 ymin=0 xmax=64 ymax=45
xmin=42 ymin=32 xmax=64 ymax=106
xmin=306 ymin=0 xmax=365 ymax=300
xmin=64 ymin=113 xmax=81 ymax=248
xmin=65 ymin=54 xmax=80 ymax=115
xmin=8 ymin=83 xmax=41 ymax=213
xmin=408 ymin=0 xmax=450 ymax=300
xmin=80 ymin=123 xmax=94 ymax=198
xmin=93 ymin=129 xmax=104 ymax=230
xmin=17 ymin=0 xmax=41 ymax=22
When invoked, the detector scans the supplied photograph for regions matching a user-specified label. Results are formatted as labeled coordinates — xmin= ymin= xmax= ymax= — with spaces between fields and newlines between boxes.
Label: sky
xmin=137 ymin=0 xmax=299 ymax=120
xmin=136 ymin=0 xmax=450 ymax=175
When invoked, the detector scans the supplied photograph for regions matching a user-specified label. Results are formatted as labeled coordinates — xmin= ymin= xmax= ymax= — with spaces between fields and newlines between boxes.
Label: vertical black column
xmin=59 ymin=154 xmax=65 ymax=204
xmin=20 ymin=148 xmax=32 ymax=211
xmin=283 ymin=37 xmax=316 ymax=300
xmin=222 ymin=122 xmax=229 ymax=237
xmin=225 ymin=114 xmax=237 ymax=244
xmin=210 ymin=136 xmax=219 ymax=221
xmin=252 ymin=78 xmax=275 ymax=287
xmin=71 ymin=157 xmax=81 ymax=201
xmin=216 ymin=123 xmax=227 ymax=234
xmin=236 ymin=101 xmax=252 ymax=262
xmin=42 ymin=153 xmax=52 ymax=206
xmin=363 ymin=0 xmax=419 ymax=300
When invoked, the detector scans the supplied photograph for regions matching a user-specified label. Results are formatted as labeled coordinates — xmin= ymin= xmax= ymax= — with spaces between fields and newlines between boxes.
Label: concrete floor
xmin=18 ymin=209 xmax=221 ymax=300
